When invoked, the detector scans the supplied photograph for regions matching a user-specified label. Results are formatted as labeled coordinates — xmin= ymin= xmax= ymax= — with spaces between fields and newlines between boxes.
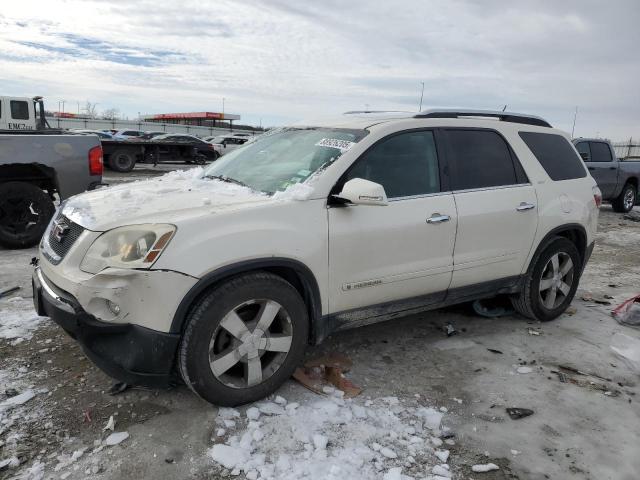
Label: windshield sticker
xmin=315 ymin=138 xmax=356 ymax=152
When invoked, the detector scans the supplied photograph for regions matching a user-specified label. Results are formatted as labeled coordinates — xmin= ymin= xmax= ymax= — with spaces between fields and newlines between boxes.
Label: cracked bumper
xmin=33 ymin=267 xmax=181 ymax=387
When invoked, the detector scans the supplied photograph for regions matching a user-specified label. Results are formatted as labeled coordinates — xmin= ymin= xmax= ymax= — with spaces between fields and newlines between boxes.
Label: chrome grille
xmin=44 ymin=214 xmax=84 ymax=265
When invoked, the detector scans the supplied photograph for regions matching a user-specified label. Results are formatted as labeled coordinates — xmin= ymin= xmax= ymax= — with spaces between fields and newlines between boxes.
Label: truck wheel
xmin=511 ymin=237 xmax=581 ymax=322
xmin=0 ymin=182 xmax=55 ymax=249
xmin=612 ymin=183 xmax=636 ymax=213
xmin=108 ymin=150 xmax=136 ymax=172
xmin=179 ymin=272 xmax=309 ymax=406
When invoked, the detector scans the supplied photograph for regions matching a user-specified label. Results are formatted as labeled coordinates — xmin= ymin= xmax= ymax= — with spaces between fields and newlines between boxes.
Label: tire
xmin=108 ymin=149 xmax=136 ymax=172
xmin=179 ymin=272 xmax=309 ymax=406
xmin=0 ymin=182 xmax=55 ymax=249
xmin=612 ymin=183 xmax=636 ymax=213
xmin=511 ymin=237 xmax=582 ymax=322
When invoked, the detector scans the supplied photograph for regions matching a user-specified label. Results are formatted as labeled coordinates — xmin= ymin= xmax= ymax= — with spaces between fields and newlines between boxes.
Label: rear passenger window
xmin=10 ymin=101 xmax=29 ymax=120
xmin=344 ymin=130 xmax=440 ymax=198
xmin=590 ymin=142 xmax=613 ymax=162
xmin=519 ymin=132 xmax=587 ymax=181
xmin=575 ymin=141 xmax=591 ymax=162
xmin=445 ymin=130 xmax=520 ymax=190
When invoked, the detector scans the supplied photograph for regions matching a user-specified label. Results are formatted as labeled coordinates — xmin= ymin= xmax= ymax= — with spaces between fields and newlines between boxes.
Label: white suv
xmin=32 ymin=110 xmax=600 ymax=406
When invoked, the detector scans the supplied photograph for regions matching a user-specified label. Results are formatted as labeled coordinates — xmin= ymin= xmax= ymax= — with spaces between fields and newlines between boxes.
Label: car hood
xmin=61 ymin=167 xmax=273 ymax=231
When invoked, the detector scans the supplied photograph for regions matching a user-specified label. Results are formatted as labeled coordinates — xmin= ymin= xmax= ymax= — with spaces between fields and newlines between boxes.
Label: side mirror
xmin=333 ymin=178 xmax=388 ymax=206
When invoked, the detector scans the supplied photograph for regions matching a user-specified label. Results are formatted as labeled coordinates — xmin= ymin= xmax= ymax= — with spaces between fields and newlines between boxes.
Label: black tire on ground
xmin=179 ymin=272 xmax=309 ymax=406
xmin=108 ymin=149 xmax=136 ymax=172
xmin=511 ymin=236 xmax=582 ymax=322
xmin=0 ymin=182 xmax=55 ymax=249
xmin=611 ymin=183 xmax=637 ymax=213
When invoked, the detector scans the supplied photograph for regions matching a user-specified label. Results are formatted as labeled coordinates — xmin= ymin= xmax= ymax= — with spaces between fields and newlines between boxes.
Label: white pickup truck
xmin=0 ymin=96 xmax=103 ymax=248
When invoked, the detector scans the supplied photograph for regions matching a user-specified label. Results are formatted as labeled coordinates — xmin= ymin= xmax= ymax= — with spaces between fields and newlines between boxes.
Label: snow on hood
xmin=62 ymin=167 xmax=271 ymax=231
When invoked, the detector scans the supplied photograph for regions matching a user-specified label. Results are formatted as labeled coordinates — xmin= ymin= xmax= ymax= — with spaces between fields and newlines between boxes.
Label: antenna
xmin=571 ymin=106 xmax=578 ymax=139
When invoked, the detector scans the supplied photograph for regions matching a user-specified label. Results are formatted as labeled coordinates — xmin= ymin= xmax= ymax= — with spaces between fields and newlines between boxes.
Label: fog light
xmin=107 ymin=300 xmax=120 ymax=315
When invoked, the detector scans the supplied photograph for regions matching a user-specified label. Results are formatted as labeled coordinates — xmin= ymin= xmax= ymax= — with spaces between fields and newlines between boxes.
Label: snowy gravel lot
xmin=1 ymin=165 xmax=639 ymax=480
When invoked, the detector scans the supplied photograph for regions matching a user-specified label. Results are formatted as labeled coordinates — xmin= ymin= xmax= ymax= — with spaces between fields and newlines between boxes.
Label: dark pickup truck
xmin=573 ymin=138 xmax=639 ymax=213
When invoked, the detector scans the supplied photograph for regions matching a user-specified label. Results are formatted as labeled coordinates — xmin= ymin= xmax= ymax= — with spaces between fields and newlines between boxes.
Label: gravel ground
xmin=0 ymin=166 xmax=639 ymax=480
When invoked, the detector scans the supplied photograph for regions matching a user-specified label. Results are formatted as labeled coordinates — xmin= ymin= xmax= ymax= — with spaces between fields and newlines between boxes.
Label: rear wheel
xmin=108 ymin=149 xmax=136 ymax=172
xmin=511 ymin=237 xmax=581 ymax=321
xmin=612 ymin=183 xmax=636 ymax=213
xmin=179 ymin=272 xmax=309 ymax=406
xmin=0 ymin=182 xmax=55 ymax=249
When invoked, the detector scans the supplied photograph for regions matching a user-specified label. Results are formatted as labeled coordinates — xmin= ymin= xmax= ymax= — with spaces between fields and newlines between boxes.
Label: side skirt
xmin=316 ymin=275 xmax=523 ymax=343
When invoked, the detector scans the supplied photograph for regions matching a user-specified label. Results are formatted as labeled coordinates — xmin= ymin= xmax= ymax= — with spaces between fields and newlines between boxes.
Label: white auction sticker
xmin=315 ymin=138 xmax=356 ymax=152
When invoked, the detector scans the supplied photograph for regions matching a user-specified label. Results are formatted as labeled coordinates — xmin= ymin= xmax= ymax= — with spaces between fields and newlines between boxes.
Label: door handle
xmin=427 ymin=213 xmax=450 ymax=224
xmin=516 ymin=202 xmax=536 ymax=211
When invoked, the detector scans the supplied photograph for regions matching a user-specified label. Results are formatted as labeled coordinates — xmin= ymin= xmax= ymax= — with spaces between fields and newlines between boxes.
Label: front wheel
xmin=511 ymin=237 xmax=582 ymax=321
xmin=612 ymin=183 xmax=636 ymax=213
xmin=179 ymin=272 xmax=309 ymax=406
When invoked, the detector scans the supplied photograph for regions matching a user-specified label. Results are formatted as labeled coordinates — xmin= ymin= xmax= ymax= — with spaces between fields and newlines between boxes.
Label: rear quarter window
xmin=519 ymin=132 xmax=587 ymax=181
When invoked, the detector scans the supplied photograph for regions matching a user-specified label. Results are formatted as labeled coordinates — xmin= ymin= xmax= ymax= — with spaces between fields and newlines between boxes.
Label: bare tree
xmin=102 ymin=108 xmax=120 ymax=120
xmin=84 ymin=101 xmax=99 ymax=119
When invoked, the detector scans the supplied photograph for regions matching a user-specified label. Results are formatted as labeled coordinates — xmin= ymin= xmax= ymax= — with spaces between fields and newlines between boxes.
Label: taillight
xmin=88 ymin=145 xmax=103 ymax=176
xmin=593 ymin=186 xmax=602 ymax=208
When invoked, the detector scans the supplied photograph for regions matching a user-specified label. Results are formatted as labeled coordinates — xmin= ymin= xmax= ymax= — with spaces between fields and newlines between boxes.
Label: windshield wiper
xmin=204 ymin=174 xmax=250 ymax=188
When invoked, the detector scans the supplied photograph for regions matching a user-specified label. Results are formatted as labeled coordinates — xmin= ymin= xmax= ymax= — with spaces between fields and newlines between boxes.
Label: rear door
xmin=328 ymin=129 xmax=457 ymax=313
xmin=443 ymin=129 xmax=538 ymax=289
xmin=585 ymin=141 xmax=618 ymax=198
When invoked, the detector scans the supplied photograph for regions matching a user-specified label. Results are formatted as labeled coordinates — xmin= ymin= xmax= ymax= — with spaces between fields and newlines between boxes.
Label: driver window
xmin=344 ymin=130 xmax=440 ymax=198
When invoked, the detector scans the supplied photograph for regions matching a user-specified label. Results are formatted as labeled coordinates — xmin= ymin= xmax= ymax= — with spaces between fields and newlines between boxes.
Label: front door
xmin=441 ymin=128 xmax=538 ymax=289
xmin=328 ymin=129 xmax=457 ymax=314
xmin=581 ymin=141 xmax=618 ymax=198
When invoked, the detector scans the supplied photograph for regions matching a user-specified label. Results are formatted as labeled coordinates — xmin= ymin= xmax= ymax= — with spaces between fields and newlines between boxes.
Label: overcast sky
xmin=1 ymin=0 xmax=638 ymax=138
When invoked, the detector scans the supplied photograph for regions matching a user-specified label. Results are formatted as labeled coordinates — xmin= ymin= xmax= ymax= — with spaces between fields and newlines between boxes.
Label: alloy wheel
xmin=538 ymin=252 xmax=574 ymax=310
xmin=208 ymin=299 xmax=293 ymax=388
xmin=624 ymin=188 xmax=635 ymax=211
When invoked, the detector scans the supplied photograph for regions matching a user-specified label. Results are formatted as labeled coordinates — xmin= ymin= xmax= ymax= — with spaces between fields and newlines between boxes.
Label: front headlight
xmin=80 ymin=224 xmax=176 ymax=274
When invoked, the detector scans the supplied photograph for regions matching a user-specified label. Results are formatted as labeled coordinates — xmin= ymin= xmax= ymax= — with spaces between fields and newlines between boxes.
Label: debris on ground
xmin=443 ymin=323 xmax=457 ymax=336
xmin=506 ymin=407 xmax=534 ymax=420
xmin=103 ymin=415 xmax=115 ymax=432
xmin=0 ymin=389 xmax=36 ymax=409
xmin=108 ymin=382 xmax=130 ymax=395
xmin=516 ymin=366 xmax=533 ymax=374
xmin=564 ymin=305 xmax=577 ymax=315
xmin=551 ymin=365 xmax=620 ymax=396
xmin=623 ymin=211 xmax=640 ymax=222
xmin=610 ymin=333 xmax=640 ymax=373
xmin=0 ymin=285 xmax=21 ymax=299
xmin=581 ymin=293 xmax=612 ymax=305
xmin=104 ymin=432 xmax=129 ymax=446
xmin=612 ymin=294 xmax=640 ymax=328
xmin=293 ymin=352 xmax=362 ymax=398
xmin=527 ymin=328 xmax=541 ymax=336
xmin=472 ymin=463 xmax=500 ymax=472
xmin=472 ymin=297 xmax=515 ymax=318
xmin=487 ymin=348 xmax=503 ymax=355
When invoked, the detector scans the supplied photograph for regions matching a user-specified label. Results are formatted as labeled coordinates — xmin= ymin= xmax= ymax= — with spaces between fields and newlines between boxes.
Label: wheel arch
xmin=170 ymin=258 xmax=323 ymax=344
xmin=527 ymin=224 xmax=588 ymax=273
xmin=0 ymin=163 xmax=59 ymax=197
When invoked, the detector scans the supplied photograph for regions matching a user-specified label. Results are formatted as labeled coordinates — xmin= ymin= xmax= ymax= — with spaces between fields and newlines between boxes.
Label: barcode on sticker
xmin=315 ymin=138 xmax=355 ymax=152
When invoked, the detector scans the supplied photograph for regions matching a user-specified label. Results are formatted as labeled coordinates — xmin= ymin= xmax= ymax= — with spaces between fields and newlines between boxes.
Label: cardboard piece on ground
xmin=293 ymin=352 xmax=362 ymax=398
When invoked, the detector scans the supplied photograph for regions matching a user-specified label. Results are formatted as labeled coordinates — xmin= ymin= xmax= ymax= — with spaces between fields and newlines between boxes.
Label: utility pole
xmin=61 ymin=100 xmax=66 ymax=114
xmin=571 ymin=106 xmax=578 ymax=139
xmin=222 ymin=97 xmax=225 ymax=118
xmin=419 ymin=81 xmax=425 ymax=112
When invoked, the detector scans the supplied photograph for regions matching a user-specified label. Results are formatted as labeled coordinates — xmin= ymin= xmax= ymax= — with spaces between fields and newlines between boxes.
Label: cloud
xmin=0 ymin=0 xmax=637 ymax=137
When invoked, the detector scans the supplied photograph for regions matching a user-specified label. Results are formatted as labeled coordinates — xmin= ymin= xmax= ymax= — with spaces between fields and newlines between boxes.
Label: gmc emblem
xmin=52 ymin=219 xmax=70 ymax=243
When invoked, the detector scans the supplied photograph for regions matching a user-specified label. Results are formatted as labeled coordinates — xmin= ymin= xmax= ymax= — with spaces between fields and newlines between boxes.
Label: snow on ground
xmin=0 ymin=296 xmax=45 ymax=343
xmin=209 ymin=392 xmax=453 ymax=480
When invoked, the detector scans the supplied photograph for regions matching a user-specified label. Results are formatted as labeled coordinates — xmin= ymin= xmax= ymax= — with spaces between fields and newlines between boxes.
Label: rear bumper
xmin=32 ymin=267 xmax=179 ymax=388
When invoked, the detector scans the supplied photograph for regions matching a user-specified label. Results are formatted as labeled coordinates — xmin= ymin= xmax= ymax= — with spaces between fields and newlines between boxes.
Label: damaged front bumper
xmin=32 ymin=267 xmax=180 ymax=387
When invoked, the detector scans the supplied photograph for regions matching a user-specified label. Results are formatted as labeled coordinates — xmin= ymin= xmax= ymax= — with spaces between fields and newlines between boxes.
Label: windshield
xmin=201 ymin=127 xmax=368 ymax=194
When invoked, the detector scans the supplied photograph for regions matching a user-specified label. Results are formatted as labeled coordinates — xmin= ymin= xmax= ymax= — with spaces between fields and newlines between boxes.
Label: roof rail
xmin=343 ymin=110 xmax=412 ymax=115
xmin=414 ymin=109 xmax=552 ymax=128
